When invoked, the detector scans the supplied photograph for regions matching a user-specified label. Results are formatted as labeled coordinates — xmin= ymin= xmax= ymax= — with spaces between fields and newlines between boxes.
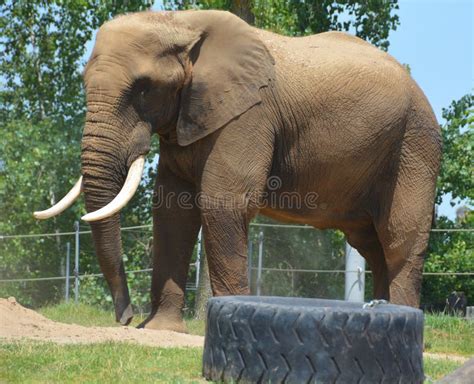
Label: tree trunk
xmin=194 ymin=253 xmax=212 ymax=320
xmin=231 ymin=0 xmax=255 ymax=25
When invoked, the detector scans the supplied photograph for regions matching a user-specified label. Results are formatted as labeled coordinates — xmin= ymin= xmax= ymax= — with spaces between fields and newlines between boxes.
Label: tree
xmin=423 ymin=214 xmax=473 ymax=310
xmin=421 ymin=93 xmax=474 ymax=309
xmin=436 ymin=94 xmax=473 ymax=207
xmin=231 ymin=0 xmax=255 ymax=24
xmin=167 ymin=0 xmax=399 ymax=50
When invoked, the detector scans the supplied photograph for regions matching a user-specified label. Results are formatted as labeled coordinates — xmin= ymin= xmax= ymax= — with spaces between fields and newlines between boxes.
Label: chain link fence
xmin=1 ymin=222 xmax=472 ymax=313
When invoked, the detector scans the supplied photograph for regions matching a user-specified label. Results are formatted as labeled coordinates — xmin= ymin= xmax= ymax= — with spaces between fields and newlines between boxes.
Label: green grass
xmin=40 ymin=303 xmax=121 ymax=327
xmin=185 ymin=319 xmax=206 ymax=336
xmin=0 ymin=342 xmax=464 ymax=383
xmin=423 ymin=358 xmax=463 ymax=382
xmin=0 ymin=342 xmax=204 ymax=384
xmin=0 ymin=303 xmax=470 ymax=382
xmin=424 ymin=313 xmax=474 ymax=356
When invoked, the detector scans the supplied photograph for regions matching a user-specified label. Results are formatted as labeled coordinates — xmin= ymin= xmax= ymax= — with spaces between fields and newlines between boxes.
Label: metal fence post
xmin=74 ymin=221 xmax=80 ymax=304
xmin=65 ymin=242 xmax=70 ymax=303
xmin=195 ymin=228 xmax=202 ymax=288
xmin=257 ymin=231 xmax=264 ymax=296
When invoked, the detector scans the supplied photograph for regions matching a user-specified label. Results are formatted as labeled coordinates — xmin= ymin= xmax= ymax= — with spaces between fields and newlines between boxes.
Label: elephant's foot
xmin=117 ymin=303 xmax=134 ymax=326
xmin=137 ymin=312 xmax=188 ymax=333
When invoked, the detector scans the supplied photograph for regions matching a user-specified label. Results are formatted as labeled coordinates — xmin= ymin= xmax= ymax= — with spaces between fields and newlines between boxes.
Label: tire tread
xmin=203 ymin=297 xmax=424 ymax=383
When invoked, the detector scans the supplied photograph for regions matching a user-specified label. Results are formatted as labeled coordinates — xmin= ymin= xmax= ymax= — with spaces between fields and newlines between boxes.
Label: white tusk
xmin=81 ymin=156 xmax=145 ymax=222
xmin=34 ymin=177 xmax=83 ymax=220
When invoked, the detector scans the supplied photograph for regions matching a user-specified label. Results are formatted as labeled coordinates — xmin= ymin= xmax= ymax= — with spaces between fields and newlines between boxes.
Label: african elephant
xmin=35 ymin=10 xmax=442 ymax=331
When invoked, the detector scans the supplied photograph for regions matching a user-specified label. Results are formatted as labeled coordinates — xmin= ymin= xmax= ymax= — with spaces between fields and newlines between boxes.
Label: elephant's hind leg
xmin=345 ymin=225 xmax=389 ymax=300
xmin=375 ymin=129 xmax=440 ymax=307
xmin=376 ymin=214 xmax=431 ymax=308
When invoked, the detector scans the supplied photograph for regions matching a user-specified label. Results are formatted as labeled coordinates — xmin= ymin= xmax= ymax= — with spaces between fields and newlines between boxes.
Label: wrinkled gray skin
xmin=80 ymin=10 xmax=441 ymax=331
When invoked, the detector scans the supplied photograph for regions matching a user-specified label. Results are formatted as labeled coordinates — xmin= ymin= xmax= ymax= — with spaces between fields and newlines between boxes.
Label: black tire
xmin=202 ymin=296 xmax=424 ymax=383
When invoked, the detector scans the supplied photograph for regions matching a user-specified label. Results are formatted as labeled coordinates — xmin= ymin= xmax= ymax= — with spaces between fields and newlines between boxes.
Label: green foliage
xmin=166 ymin=0 xmax=399 ymax=49
xmin=0 ymin=1 xmax=153 ymax=306
xmin=78 ymin=271 xmax=152 ymax=313
xmin=421 ymin=93 xmax=474 ymax=308
xmin=436 ymin=93 xmax=473 ymax=206
xmin=76 ymin=245 xmax=198 ymax=316
xmin=0 ymin=120 xmax=82 ymax=305
xmin=0 ymin=0 xmax=153 ymax=122
xmin=422 ymin=214 xmax=474 ymax=308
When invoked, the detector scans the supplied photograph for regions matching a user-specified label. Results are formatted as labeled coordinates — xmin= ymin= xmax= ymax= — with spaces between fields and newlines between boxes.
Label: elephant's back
xmin=257 ymin=29 xmax=405 ymax=75
xmin=258 ymin=28 xmax=413 ymax=131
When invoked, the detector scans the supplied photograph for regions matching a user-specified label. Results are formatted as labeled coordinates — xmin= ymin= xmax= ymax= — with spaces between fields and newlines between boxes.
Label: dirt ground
xmin=0 ymin=297 xmax=204 ymax=348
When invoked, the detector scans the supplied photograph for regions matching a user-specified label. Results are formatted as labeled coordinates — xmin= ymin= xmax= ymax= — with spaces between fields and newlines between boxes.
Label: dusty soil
xmin=0 ymin=297 xmax=204 ymax=348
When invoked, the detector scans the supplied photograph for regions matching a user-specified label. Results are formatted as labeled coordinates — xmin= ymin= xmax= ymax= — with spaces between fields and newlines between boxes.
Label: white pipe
xmin=345 ymin=242 xmax=365 ymax=302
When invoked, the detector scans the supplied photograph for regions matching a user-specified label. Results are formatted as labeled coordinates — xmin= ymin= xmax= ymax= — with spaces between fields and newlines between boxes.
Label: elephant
xmin=34 ymin=10 xmax=442 ymax=331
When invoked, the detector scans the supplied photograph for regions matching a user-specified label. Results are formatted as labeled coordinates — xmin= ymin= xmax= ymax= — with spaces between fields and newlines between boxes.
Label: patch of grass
xmin=0 ymin=341 xmax=466 ymax=383
xmin=424 ymin=313 xmax=474 ymax=356
xmin=39 ymin=303 xmax=118 ymax=327
xmin=40 ymin=302 xmax=206 ymax=335
xmin=185 ymin=319 xmax=206 ymax=336
xmin=0 ymin=342 xmax=204 ymax=384
xmin=424 ymin=357 xmax=463 ymax=382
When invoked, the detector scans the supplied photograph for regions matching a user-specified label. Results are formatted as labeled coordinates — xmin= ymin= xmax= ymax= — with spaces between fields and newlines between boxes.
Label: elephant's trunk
xmin=88 ymin=215 xmax=133 ymax=325
xmin=81 ymin=112 xmax=133 ymax=325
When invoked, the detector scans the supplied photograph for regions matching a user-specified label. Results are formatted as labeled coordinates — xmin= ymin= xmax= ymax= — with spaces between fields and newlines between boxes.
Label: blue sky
xmin=388 ymin=0 xmax=473 ymax=123
xmin=84 ymin=0 xmax=473 ymax=219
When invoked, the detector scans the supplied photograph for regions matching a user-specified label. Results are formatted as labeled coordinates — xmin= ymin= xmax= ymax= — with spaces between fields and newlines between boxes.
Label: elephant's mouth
xmin=33 ymin=155 xmax=146 ymax=221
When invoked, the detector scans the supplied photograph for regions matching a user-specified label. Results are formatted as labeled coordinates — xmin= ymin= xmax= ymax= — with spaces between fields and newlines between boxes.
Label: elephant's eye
xmin=137 ymin=87 xmax=151 ymax=112
xmin=131 ymin=77 xmax=151 ymax=108
xmin=139 ymin=88 xmax=149 ymax=104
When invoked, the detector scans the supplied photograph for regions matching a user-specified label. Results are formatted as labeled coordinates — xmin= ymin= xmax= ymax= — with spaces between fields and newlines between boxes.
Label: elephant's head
xmin=34 ymin=10 xmax=274 ymax=325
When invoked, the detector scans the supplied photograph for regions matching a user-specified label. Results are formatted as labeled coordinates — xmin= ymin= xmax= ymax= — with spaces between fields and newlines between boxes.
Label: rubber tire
xmin=202 ymin=296 xmax=424 ymax=384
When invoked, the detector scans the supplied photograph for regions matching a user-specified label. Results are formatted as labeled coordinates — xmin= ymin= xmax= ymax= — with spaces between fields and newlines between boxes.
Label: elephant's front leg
xmin=201 ymin=200 xmax=252 ymax=296
xmin=140 ymin=168 xmax=201 ymax=332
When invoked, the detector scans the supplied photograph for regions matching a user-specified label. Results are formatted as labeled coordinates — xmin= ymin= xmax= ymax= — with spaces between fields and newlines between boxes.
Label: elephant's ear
xmin=174 ymin=11 xmax=275 ymax=146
